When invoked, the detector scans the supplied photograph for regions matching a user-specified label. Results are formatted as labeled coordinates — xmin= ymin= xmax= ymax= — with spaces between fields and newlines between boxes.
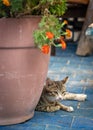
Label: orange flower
xmin=66 ymin=29 xmax=72 ymax=38
xmin=2 ymin=0 xmax=10 ymax=6
xmin=41 ymin=45 xmax=50 ymax=54
xmin=60 ymin=40 xmax=66 ymax=50
xmin=46 ymin=32 xmax=54 ymax=39
xmin=63 ymin=20 xmax=68 ymax=25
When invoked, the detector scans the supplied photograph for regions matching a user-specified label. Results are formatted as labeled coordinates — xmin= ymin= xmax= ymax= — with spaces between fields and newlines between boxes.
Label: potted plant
xmin=0 ymin=0 xmax=71 ymax=125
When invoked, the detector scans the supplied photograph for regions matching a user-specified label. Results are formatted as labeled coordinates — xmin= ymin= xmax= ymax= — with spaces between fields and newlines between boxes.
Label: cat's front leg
xmin=46 ymin=105 xmax=60 ymax=112
xmin=63 ymin=92 xmax=87 ymax=101
xmin=57 ymin=102 xmax=74 ymax=112
xmin=36 ymin=105 xmax=60 ymax=112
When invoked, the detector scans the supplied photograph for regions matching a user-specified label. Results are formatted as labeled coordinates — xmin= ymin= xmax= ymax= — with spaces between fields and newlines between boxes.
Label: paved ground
xmin=0 ymin=43 xmax=93 ymax=130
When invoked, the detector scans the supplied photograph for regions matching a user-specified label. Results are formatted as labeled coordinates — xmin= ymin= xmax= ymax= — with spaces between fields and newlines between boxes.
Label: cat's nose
xmin=59 ymin=97 xmax=62 ymax=100
xmin=58 ymin=94 xmax=63 ymax=100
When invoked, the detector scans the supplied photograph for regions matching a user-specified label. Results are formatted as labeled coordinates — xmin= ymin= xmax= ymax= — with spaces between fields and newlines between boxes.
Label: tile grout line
xmin=70 ymin=116 xmax=75 ymax=128
xmin=83 ymin=85 xmax=87 ymax=94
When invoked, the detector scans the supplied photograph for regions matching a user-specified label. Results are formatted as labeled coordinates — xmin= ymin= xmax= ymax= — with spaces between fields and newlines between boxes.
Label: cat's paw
xmin=67 ymin=106 xmax=74 ymax=112
xmin=77 ymin=94 xmax=87 ymax=101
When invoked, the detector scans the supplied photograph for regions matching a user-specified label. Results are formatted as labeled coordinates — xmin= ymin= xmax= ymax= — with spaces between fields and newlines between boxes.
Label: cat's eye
xmin=48 ymin=92 xmax=52 ymax=96
xmin=54 ymin=92 xmax=58 ymax=94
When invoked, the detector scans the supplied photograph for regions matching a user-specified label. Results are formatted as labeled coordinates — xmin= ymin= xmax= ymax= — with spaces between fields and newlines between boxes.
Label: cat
xmin=35 ymin=77 xmax=87 ymax=112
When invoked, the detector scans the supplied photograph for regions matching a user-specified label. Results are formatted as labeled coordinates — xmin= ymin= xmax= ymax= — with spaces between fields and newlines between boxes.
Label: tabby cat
xmin=35 ymin=77 xmax=87 ymax=112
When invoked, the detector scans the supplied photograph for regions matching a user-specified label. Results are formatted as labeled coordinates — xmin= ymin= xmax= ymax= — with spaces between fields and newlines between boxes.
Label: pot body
xmin=0 ymin=17 xmax=50 ymax=125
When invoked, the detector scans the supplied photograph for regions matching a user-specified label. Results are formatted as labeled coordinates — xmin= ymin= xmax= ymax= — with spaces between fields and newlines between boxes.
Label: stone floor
xmin=0 ymin=43 xmax=93 ymax=130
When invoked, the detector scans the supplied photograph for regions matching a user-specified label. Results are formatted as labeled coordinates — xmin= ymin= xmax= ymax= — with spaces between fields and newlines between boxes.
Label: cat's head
xmin=44 ymin=77 xmax=68 ymax=102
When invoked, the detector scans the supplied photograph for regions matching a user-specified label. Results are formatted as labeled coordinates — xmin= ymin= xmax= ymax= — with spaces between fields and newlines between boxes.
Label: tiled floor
xmin=0 ymin=43 xmax=93 ymax=130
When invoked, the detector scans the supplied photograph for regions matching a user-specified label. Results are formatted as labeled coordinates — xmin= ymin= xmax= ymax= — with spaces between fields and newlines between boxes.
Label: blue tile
xmin=2 ymin=125 xmax=88 ymax=130
xmin=45 ymin=125 xmax=65 ymax=130
xmin=30 ymin=112 xmax=73 ymax=127
xmin=0 ymin=124 xmax=46 ymax=130
xmin=55 ymin=104 xmax=93 ymax=119
xmin=45 ymin=125 xmax=84 ymax=130
xmin=80 ymin=94 xmax=93 ymax=108
xmin=72 ymin=74 xmax=93 ymax=81
xmin=85 ymin=87 xmax=93 ymax=95
xmin=72 ymin=117 xmax=93 ymax=128
xmin=66 ymin=86 xmax=84 ymax=93
xmin=75 ymin=109 xmax=93 ymax=118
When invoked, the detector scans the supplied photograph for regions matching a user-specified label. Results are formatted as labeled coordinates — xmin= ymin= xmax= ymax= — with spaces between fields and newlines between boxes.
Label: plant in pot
xmin=0 ymin=0 xmax=71 ymax=125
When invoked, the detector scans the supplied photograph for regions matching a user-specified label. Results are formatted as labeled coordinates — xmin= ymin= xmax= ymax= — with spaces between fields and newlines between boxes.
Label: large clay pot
xmin=0 ymin=17 xmax=50 ymax=125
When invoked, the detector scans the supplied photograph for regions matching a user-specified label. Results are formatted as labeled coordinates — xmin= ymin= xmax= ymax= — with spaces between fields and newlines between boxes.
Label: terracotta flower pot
xmin=0 ymin=17 xmax=50 ymax=125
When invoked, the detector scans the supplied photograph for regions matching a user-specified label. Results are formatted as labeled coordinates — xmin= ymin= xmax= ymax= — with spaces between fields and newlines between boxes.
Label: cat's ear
xmin=46 ymin=77 xmax=52 ymax=86
xmin=46 ymin=77 xmax=51 ymax=82
xmin=45 ymin=87 xmax=50 ymax=92
xmin=61 ymin=76 xmax=68 ymax=84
